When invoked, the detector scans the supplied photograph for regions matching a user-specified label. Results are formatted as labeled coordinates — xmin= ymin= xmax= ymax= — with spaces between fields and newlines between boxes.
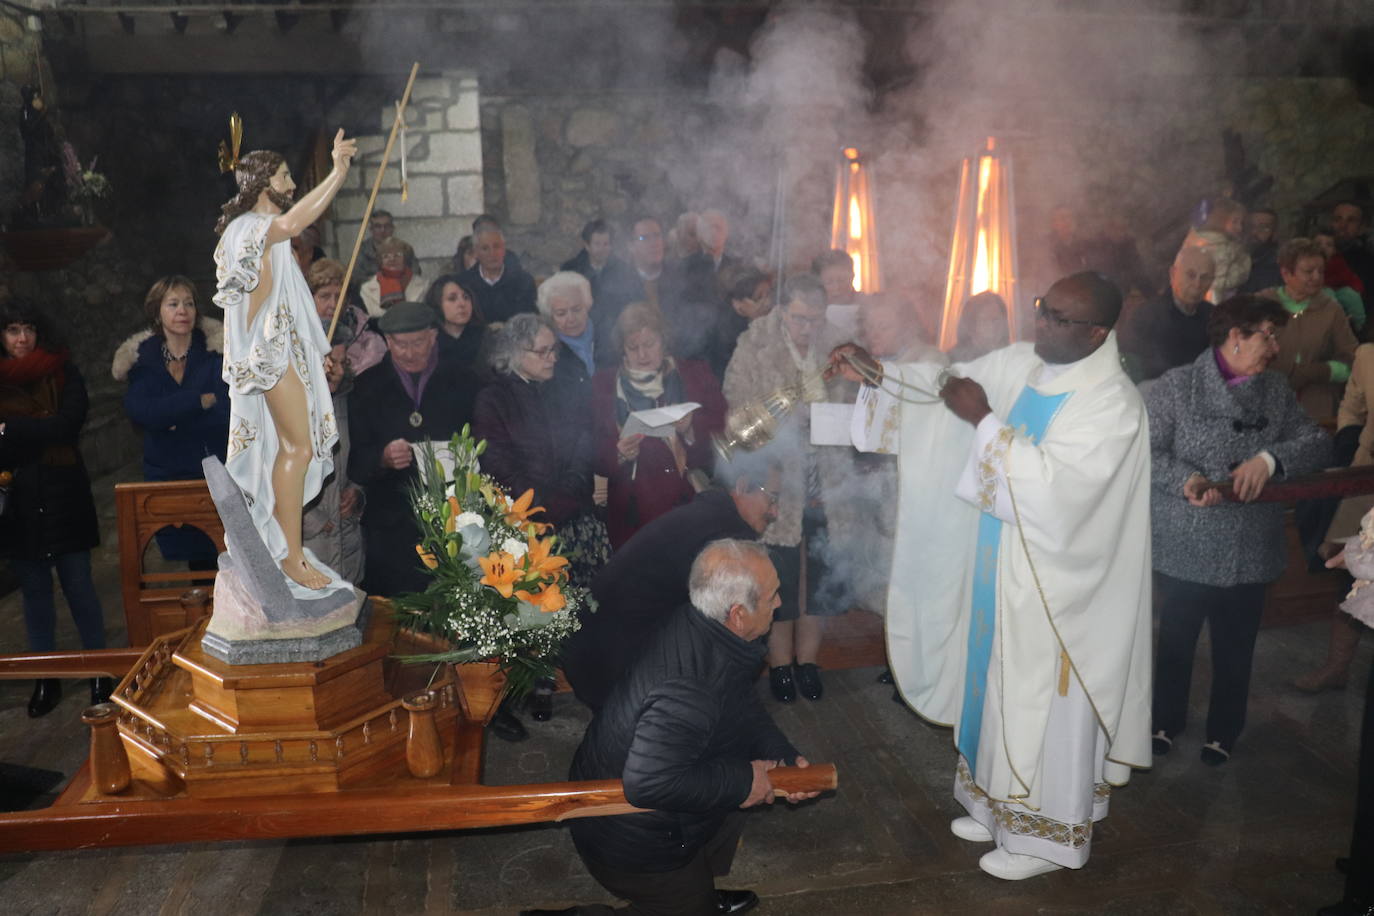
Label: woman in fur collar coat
xmin=722 ymin=274 xmax=855 ymax=704
xmin=112 ymin=276 xmax=230 ymax=568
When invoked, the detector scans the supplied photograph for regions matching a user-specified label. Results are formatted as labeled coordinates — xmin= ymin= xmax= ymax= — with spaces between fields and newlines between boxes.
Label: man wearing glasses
xmin=831 ymin=271 xmax=1152 ymax=880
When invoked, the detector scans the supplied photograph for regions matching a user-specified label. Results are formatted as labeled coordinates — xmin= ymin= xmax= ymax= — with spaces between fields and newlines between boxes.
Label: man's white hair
xmin=688 ymin=539 xmax=770 ymax=623
xmin=537 ymin=271 xmax=593 ymax=315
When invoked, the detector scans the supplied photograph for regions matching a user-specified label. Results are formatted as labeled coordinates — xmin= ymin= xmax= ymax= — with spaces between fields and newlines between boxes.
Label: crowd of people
xmin=5 ymin=190 xmax=1374 ymax=912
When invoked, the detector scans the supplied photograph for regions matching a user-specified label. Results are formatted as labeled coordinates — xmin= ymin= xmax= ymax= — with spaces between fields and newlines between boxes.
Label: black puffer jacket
xmin=568 ymin=604 xmax=798 ymax=873
xmin=0 ymin=359 xmax=100 ymax=560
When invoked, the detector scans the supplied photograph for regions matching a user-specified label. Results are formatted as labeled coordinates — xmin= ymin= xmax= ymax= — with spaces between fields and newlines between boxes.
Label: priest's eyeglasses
xmin=1033 ymin=297 xmax=1104 ymax=329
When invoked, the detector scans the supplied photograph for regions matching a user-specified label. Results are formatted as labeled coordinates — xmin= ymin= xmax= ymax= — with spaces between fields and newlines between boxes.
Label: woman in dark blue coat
xmin=112 ymin=276 xmax=230 ymax=569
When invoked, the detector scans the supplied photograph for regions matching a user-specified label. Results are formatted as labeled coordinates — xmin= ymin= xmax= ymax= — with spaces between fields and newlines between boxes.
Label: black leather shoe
xmin=1317 ymin=899 xmax=1374 ymax=916
xmin=769 ymin=665 xmax=795 ymax=703
xmin=716 ymin=889 xmax=759 ymax=914
xmin=529 ymin=691 xmax=552 ymax=722
xmin=90 ymin=677 xmax=114 ymax=706
xmin=27 ymin=679 xmax=61 ymax=718
xmin=795 ymin=663 xmax=823 ymax=701
xmin=488 ymin=702 xmax=528 ymax=742
xmin=876 ymin=668 xmax=894 ymax=684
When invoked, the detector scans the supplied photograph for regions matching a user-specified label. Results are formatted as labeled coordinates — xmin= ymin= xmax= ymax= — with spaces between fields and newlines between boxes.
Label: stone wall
xmin=325 ymin=71 xmax=482 ymax=281
xmin=477 ymin=78 xmax=1374 ymax=313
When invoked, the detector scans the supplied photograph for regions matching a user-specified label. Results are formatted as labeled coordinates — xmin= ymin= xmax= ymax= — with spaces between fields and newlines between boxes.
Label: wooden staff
xmin=1208 ymin=465 xmax=1374 ymax=504
xmin=0 ymin=764 xmax=838 ymax=852
xmin=326 ymin=60 xmax=421 ymax=344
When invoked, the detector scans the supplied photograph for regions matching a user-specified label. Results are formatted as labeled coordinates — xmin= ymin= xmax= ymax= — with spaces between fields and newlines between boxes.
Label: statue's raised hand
xmin=331 ymin=128 xmax=357 ymax=171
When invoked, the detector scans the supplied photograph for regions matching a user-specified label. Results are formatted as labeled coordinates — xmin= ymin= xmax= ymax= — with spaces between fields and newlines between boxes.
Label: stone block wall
xmin=326 ymin=71 xmax=483 ymax=282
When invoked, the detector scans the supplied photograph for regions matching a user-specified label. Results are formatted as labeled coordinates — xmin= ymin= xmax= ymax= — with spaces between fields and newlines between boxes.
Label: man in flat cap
xmin=348 ymin=302 xmax=483 ymax=596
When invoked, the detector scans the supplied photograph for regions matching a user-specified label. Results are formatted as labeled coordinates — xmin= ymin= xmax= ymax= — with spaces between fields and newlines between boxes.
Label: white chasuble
xmin=214 ymin=212 xmax=343 ymax=596
xmin=851 ymin=334 xmax=1153 ymax=852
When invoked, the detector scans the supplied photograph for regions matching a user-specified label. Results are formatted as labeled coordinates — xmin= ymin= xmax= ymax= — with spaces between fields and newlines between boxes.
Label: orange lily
xmin=444 ymin=496 xmax=461 ymax=533
xmin=477 ymin=551 xmax=523 ymax=598
xmin=415 ymin=544 xmax=439 ymax=570
xmin=515 ymin=583 xmax=566 ymax=613
xmin=503 ymin=488 xmax=547 ymax=529
xmin=522 ymin=534 xmax=569 ymax=581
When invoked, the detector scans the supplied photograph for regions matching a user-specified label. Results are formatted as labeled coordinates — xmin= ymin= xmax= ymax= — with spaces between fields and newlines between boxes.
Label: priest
xmin=829 ymin=271 xmax=1152 ymax=880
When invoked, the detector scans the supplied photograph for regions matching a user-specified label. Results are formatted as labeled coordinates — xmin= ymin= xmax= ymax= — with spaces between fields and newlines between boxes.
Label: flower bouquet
xmin=392 ymin=428 xmax=586 ymax=701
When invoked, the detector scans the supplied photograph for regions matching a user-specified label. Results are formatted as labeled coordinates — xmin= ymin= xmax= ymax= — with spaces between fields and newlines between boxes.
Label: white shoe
xmin=950 ymin=816 xmax=993 ymax=842
xmin=978 ymin=847 xmax=1063 ymax=880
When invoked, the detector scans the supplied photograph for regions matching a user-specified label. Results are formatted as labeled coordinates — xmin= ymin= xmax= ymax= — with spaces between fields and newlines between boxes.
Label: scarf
xmin=0 ymin=348 xmax=67 ymax=388
xmin=559 ymin=326 xmax=596 ymax=375
xmin=1213 ymin=346 xmax=1255 ymax=388
xmin=615 ymin=358 xmax=683 ymax=426
xmin=378 ymin=266 xmax=413 ymax=306
xmin=391 ymin=346 xmax=439 ymax=415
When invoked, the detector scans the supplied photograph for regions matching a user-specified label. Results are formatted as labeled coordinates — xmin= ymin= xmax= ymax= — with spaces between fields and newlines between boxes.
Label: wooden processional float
xmin=0 ymin=608 xmax=837 ymax=854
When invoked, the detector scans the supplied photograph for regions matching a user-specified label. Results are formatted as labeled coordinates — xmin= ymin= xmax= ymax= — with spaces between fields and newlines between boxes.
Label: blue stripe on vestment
xmin=955 ymin=384 xmax=1071 ymax=773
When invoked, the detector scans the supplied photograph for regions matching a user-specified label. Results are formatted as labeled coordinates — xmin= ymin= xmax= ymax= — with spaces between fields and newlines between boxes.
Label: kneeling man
xmin=526 ymin=540 xmax=814 ymax=915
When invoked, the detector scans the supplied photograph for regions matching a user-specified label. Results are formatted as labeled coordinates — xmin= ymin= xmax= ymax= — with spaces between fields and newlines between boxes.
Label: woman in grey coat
xmin=1147 ymin=294 xmax=1332 ymax=766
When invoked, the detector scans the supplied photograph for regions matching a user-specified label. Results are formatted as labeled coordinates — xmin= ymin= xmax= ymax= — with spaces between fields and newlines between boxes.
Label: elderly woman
xmin=1147 ymin=294 xmax=1331 ymax=766
xmin=309 ymin=258 xmax=385 ymax=377
xmin=723 ymin=273 xmax=854 ymax=703
xmin=425 ymin=272 xmax=486 ymax=370
xmin=361 ymin=236 xmax=426 ymax=317
xmin=539 ymin=269 xmax=612 ymax=374
xmin=1259 ymin=238 xmax=1358 ymax=422
xmin=0 ymin=302 xmax=109 ymax=716
xmin=473 ymin=313 xmax=607 ymax=586
xmin=112 ymin=275 xmax=230 ymax=572
xmin=300 ymin=261 xmax=367 ymax=584
xmin=593 ymin=303 xmax=727 ymax=548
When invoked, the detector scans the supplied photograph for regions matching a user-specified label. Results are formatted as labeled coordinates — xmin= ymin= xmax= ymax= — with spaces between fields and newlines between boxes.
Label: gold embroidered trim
xmin=1093 ymin=782 xmax=1111 ymax=801
xmin=958 ymin=758 xmax=1093 ymax=850
xmin=976 ymin=424 xmax=1014 ymax=511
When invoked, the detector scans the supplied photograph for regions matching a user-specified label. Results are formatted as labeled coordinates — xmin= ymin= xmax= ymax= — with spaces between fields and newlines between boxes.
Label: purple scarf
xmin=1213 ymin=347 xmax=1254 ymax=388
xmin=392 ymin=346 xmax=439 ymax=410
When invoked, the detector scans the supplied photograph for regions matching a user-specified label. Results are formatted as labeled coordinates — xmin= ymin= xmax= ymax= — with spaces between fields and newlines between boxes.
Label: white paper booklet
xmin=410 ymin=440 xmax=457 ymax=489
xmin=623 ymin=402 xmax=701 ymax=439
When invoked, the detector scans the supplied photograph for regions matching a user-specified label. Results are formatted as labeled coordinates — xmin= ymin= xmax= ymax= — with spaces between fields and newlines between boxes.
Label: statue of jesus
xmin=213 ymin=129 xmax=357 ymax=590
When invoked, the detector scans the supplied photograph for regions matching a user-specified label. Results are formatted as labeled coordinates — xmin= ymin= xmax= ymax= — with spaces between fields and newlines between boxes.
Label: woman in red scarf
xmin=0 ymin=302 xmax=108 ymax=717
xmin=360 ymin=237 xmax=425 ymax=317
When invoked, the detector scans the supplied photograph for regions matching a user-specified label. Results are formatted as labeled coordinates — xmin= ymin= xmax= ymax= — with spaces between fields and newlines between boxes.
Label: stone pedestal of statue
xmin=200 ymin=457 xmax=368 ymax=665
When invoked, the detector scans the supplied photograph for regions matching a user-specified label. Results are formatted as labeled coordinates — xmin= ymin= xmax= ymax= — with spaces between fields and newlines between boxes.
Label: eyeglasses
xmin=1247 ymin=327 xmax=1280 ymax=345
xmin=525 ymin=345 xmax=558 ymax=360
xmin=1033 ymin=297 xmax=1103 ymax=329
xmin=753 ymin=486 xmax=781 ymax=508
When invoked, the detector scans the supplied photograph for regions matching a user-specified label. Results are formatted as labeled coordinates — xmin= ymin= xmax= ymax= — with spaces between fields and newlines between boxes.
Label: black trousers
xmin=574 ymin=812 xmax=745 ymax=915
xmin=1152 ymin=572 xmax=1267 ymax=750
xmin=1344 ymin=650 xmax=1374 ymax=903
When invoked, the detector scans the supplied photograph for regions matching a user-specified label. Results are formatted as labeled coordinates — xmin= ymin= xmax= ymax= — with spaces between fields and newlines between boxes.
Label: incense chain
xmin=844 ymin=353 xmax=946 ymax=405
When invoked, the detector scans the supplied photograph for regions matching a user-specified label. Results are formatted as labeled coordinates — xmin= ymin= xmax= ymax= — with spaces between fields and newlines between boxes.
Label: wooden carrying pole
xmin=1209 ymin=465 xmax=1374 ymax=503
xmin=0 ymin=648 xmax=144 ymax=680
xmin=326 ymin=60 xmax=421 ymax=343
xmin=0 ymin=764 xmax=837 ymax=853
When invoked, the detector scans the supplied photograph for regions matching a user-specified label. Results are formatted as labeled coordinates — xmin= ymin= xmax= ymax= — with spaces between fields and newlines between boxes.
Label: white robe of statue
xmin=851 ymin=332 xmax=1153 ymax=868
xmin=213 ymin=211 xmax=343 ymax=596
